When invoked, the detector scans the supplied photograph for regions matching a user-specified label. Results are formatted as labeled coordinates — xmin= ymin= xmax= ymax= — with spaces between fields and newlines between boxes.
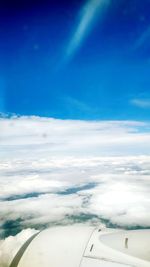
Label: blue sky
xmin=0 ymin=0 xmax=150 ymax=119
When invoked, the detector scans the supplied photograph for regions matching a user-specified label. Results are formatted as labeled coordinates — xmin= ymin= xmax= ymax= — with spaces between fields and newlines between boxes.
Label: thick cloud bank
xmin=0 ymin=116 xmax=150 ymax=266
xmin=1 ymin=116 xmax=150 ymax=158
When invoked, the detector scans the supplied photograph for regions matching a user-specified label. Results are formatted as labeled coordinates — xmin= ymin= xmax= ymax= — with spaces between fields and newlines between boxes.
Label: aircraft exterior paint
xmin=10 ymin=226 xmax=150 ymax=267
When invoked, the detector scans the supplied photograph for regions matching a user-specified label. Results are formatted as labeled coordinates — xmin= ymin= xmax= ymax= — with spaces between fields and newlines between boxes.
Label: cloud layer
xmin=0 ymin=116 xmax=150 ymax=266
xmin=1 ymin=116 xmax=150 ymax=158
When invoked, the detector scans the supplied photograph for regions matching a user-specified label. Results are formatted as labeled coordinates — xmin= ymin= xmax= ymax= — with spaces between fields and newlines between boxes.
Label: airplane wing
xmin=10 ymin=226 xmax=150 ymax=267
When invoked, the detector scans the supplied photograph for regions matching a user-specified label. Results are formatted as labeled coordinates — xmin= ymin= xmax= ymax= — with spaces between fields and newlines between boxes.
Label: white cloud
xmin=1 ymin=156 xmax=150 ymax=266
xmin=2 ymin=162 xmax=150 ymax=228
xmin=134 ymin=25 xmax=150 ymax=50
xmin=0 ymin=116 xmax=150 ymax=266
xmin=131 ymin=98 xmax=150 ymax=109
xmin=0 ymin=116 xmax=150 ymax=158
xmin=88 ymin=172 xmax=150 ymax=227
xmin=65 ymin=0 xmax=110 ymax=61
xmin=0 ymin=228 xmax=38 ymax=267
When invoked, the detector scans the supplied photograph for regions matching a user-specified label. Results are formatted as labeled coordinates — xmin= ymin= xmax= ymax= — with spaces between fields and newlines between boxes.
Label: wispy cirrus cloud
xmin=64 ymin=0 xmax=110 ymax=62
xmin=134 ymin=25 xmax=150 ymax=50
xmin=130 ymin=98 xmax=150 ymax=109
